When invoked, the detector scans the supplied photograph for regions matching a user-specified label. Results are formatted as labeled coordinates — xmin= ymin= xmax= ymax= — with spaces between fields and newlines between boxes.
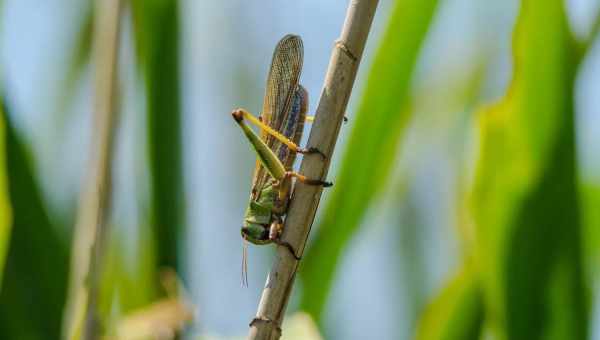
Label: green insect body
xmin=233 ymin=85 xmax=310 ymax=247
xmin=231 ymin=35 xmax=331 ymax=284
xmin=241 ymin=181 xmax=278 ymax=245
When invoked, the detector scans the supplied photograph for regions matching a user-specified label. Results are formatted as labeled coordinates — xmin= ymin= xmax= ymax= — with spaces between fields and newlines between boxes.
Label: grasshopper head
xmin=241 ymin=222 xmax=271 ymax=245
xmin=242 ymin=192 xmax=274 ymax=245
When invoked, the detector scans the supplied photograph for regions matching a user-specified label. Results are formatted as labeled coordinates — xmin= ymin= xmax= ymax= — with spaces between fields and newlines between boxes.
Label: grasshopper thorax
xmin=241 ymin=181 xmax=278 ymax=245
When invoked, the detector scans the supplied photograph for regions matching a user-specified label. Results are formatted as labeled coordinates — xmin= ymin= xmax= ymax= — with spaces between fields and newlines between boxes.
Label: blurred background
xmin=0 ymin=0 xmax=599 ymax=339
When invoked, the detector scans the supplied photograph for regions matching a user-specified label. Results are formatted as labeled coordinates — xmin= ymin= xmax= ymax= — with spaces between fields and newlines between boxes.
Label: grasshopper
xmin=231 ymin=35 xmax=331 ymax=285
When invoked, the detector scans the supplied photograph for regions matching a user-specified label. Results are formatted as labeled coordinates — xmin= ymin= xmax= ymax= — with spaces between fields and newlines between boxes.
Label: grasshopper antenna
xmin=241 ymin=238 xmax=249 ymax=287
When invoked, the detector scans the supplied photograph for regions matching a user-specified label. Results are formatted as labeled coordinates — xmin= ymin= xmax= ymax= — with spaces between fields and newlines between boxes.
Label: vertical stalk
xmin=247 ymin=1 xmax=379 ymax=339
xmin=63 ymin=0 xmax=123 ymax=339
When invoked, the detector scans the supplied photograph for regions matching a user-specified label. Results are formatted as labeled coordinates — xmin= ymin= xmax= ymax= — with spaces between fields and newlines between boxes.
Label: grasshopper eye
xmin=241 ymin=226 xmax=250 ymax=236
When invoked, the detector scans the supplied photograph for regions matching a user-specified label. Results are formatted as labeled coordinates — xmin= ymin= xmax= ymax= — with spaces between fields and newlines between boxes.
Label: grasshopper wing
xmin=252 ymin=35 xmax=304 ymax=193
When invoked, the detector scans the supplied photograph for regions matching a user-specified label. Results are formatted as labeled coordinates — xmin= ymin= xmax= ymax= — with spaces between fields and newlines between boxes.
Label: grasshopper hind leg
xmin=232 ymin=108 xmax=327 ymax=159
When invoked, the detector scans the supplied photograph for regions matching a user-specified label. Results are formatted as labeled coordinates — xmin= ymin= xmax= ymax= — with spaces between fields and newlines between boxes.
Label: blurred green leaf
xmin=0 ymin=100 xmax=11 ymax=287
xmin=56 ymin=2 xmax=93 ymax=122
xmin=96 ymin=227 xmax=167 ymax=338
xmin=390 ymin=179 xmax=428 ymax=336
xmin=97 ymin=235 xmax=123 ymax=328
xmin=411 ymin=63 xmax=487 ymax=339
xmin=0 ymin=101 xmax=69 ymax=340
xmin=471 ymin=0 xmax=587 ymax=338
xmin=68 ymin=4 xmax=94 ymax=82
xmin=581 ymin=183 xmax=600 ymax=277
xmin=582 ymin=9 xmax=600 ymax=56
xmin=131 ymin=0 xmax=184 ymax=273
xmin=300 ymin=0 xmax=439 ymax=322
xmin=415 ymin=265 xmax=483 ymax=340
xmin=115 ymin=227 xmax=158 ymax=312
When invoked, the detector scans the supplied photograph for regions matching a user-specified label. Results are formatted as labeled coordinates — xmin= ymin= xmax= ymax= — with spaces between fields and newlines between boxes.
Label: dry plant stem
xmin=247 ymin=1 xmax=379 ymax=339
xmin=63 ymin=0 xmax=123 ymax=339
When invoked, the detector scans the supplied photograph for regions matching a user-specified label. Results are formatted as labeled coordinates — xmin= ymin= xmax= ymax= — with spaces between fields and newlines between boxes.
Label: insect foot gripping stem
xmin=285 ymin=171 xmax=333 ymax=187
xmin=274 ymin=239 xmax=301 ymax=260
xmin=297 ymin=146 xmax=327 ymax=159
xmin=250 ymin=316 xmax=282 ymax=335
xmin=319 ymin=179 xmax=333 ymax=188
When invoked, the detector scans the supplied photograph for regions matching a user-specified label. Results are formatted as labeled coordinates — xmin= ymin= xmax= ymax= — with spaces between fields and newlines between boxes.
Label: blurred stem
xmin=63 ymin=0 xmax=123 ymax=339
xmin=247 ymin=1 xmax=379 ymax=339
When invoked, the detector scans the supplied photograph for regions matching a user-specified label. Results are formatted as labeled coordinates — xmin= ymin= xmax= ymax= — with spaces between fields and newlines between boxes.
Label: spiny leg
xmin=232 ymin=108 xmax=326 ymax=159
xmin=285 ymin=171 xmax=332 ymax=187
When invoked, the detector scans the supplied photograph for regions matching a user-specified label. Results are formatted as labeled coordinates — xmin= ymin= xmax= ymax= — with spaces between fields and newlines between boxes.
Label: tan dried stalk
xmin=63 ymin=0 xmax=123 ymax=339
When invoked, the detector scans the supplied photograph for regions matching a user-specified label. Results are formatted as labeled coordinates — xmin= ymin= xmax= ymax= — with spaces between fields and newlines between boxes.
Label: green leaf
xmin=0 ymin=101 xmax=69 ymax=340
xmin=581 ymin=8 xmax=600 ymax=57
xmin=98 ymin=229 xmax=156 ymax=328
xmin=56 ymin=2 xmax=93 ymax=123
xmin=299 ymin=0 xmax=440 ymax=322
xmin=0 ymin=101 xmax=11 ymax=288
xmin=415 ymin=265 xmax=484 ymax=340
xmin=114 ymin=227 xmax=158 ymax=312
xmin=581 ymin=183 xmax=600 ymax=277
xmin=393 ymin=180 xmax=427 ymax=331
xmin=131 ymin=0 xmax=184 ymax=272
xmin=471 ymin=0 xmax=587 ymax=338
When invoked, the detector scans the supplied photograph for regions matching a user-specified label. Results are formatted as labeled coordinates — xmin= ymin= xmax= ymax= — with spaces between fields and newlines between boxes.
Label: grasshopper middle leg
xmin=285 ymin=171 xmax=332 ymax=187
